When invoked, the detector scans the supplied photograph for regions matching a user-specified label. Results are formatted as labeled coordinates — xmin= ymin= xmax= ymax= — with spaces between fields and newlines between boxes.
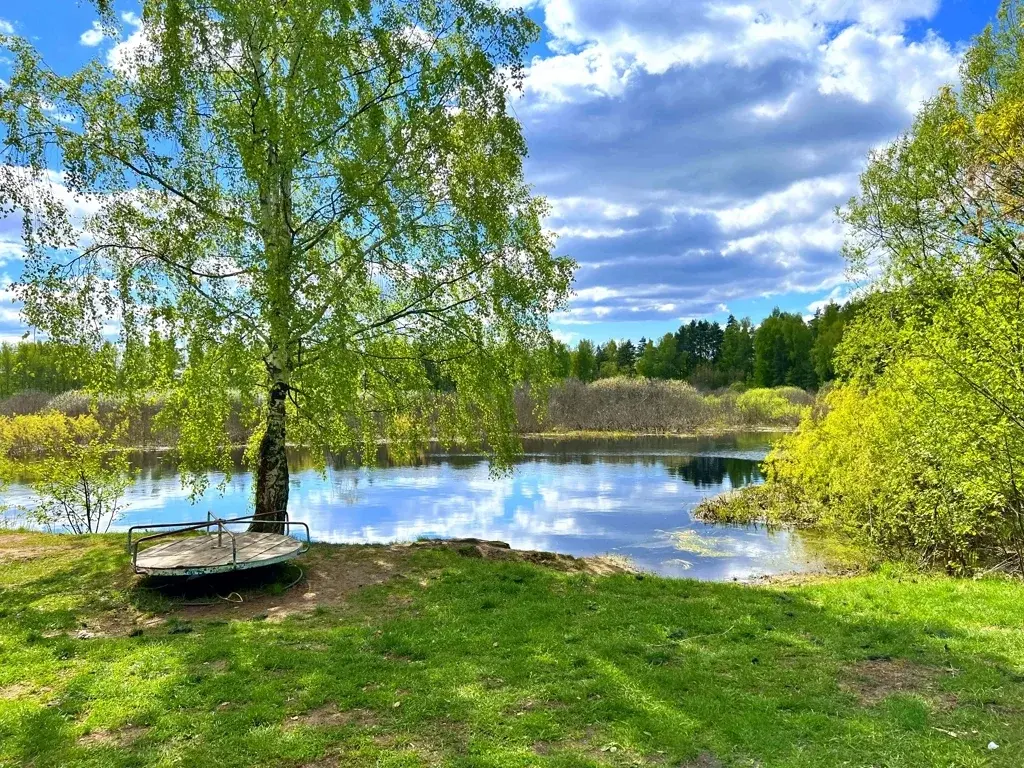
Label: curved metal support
xmin=280 ymin=520 xmax=312 ymax=553
xmin=128 ymin=520 xmax=214 ymax=571
xmin=214 ymin=520 xmax=238 ymax=563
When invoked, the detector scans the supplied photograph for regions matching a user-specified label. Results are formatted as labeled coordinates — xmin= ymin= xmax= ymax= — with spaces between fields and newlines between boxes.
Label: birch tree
xmin=0 ymin=0 xmax=572 ymax=530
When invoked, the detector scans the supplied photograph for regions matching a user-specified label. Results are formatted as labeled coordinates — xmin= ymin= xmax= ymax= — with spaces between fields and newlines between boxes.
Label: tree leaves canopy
xmin=764 ymin=0 xmax=1024 ymax=571
xmin=0 ymin=0 xmax=573 ymax=485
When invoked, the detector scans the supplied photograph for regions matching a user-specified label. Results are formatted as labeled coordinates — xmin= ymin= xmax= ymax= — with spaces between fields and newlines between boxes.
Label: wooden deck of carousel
xmin=130 ymin=516 xmax=309 ymax=576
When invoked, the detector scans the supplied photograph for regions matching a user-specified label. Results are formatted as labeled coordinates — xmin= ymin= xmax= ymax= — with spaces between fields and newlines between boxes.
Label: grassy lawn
xmin=1 ymin=533 xmax=1023 ymax=767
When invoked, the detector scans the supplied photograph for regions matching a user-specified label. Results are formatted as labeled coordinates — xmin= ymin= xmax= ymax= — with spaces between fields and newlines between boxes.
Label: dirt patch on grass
xmin=504 ymin=697 xmax=569 ymax=716
xmin=369 ymin=719 xmax=467 ymax=767
xmin=133 ymin=544 xmax=408 ymax=623
xmin=0 ymin=534 xmax=74 ymax=563
xmin=842 ymin=659 xmax=957 ymax=709
xmin=284 ymin=704 xmax=379 ymax=730
xmin=0 ymin=683 xmax=31 ymax=700
xmin=682 ymin=753 xmax=723 ymax=768
xmin=138 ymin=539 xmax=633 ymax=623
xmin=76 ymin=608 xmax=146 ymax=639
xmin=77 ymin=725 xmax=150 ymax=747
xmin=533 ymin=729 xmax=674 ymax=766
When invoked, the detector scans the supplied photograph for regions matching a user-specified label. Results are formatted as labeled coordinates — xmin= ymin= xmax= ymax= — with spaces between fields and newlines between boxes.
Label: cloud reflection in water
xmin=7 ymin=434 xmax=821 ymax=580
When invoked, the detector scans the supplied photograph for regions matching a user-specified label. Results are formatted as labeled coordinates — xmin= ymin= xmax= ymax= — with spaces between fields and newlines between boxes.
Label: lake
xmin=1 ymin=433 xmax=824 ymax=581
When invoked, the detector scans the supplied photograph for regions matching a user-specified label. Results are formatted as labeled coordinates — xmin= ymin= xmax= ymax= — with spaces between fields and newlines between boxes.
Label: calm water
xmin=2 ymin=433 xmax=823 ymax=580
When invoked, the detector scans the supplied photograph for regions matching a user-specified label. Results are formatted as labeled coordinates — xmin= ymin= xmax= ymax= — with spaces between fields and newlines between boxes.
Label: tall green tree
xmin=570 ymin=339 xmax=597 ymax=383
xmin=809 ymin=301 xmax=862 ymax=384
xmin=675 ymin=320 xmax=723 ymax=378
xmin=0 ymin=0 xmax=572 ymax=528
xmin=595 ymin=340 xmax=618 ymax=379
xmin=753 ymin=310 xmax=816 ymax=389
xmin=0 ymin=341 xmax=95 ymax=397
xmin=547 ymin=340 xmax=572 ymax=380
xmin=717 ymin=315 xmax=754 ymax=384
xmin=615 ymin=339 xmax=637 ymax=375
xmin=635 ymin=333 xmax=681 ymax=380
xmin=635 ymin=338 xmax=656 ymax=379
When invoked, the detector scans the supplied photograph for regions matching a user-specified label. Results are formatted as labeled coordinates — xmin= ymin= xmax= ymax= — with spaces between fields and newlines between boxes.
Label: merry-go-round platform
xmin=128 ymin=514 xmax=310 ymax=577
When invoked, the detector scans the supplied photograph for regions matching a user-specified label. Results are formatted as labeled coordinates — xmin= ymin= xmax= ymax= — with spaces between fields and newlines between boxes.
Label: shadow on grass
xmin=0 ymin=543 xmax=128 ymax=634
xmin=127 ymin=561 xmax=306 ymax=613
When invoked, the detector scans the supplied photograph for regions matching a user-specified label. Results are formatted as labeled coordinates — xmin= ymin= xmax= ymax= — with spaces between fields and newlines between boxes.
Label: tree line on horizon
xmin=0 ymin=336 xmax=181 ymax=401
xmin=0 ymin=301 xmax=861 ymax=402
xmin=548 ymin=300 xmax=862 ymax=390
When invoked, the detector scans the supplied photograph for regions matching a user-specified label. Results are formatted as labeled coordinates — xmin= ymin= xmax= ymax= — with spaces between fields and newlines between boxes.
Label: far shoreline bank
xmin=520 ymin=426 xmax=792 ymax=441
xmin=89 ymin=426 xmax=792 ymax=456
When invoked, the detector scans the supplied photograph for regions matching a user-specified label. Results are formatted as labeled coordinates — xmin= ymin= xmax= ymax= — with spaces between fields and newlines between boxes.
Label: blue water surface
xmin=2 ymin=433 xmax=822 ymax=580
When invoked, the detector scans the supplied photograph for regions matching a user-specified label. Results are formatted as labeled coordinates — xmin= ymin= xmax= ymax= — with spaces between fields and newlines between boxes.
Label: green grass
xmin=2 ymin=533 xmax=1024 ymax=767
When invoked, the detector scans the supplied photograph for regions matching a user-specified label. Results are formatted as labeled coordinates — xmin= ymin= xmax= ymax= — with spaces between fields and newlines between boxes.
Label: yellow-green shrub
xmin=0 ymin=411 xmax=134 ymax=533
xmin=735 ymin=387 xmax=809 ymax=425
xmin=764 ymin=364 xmax=1019 ymax=572
xmin=0 ymin=412 xmax=102 ymax=472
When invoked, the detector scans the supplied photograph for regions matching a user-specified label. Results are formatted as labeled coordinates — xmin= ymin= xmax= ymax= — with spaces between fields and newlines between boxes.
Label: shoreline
xmin=106 ymin=425 xmax=794 ymax=454
xmin=0 ymin=528 xmax=850 ymax=587
xmin=521 ymin=426 xmax=792 ymax=440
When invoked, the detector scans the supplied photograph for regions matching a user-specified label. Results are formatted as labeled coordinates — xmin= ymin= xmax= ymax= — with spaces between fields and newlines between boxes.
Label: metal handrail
xmin=127 ymin=513 xmax=310 ymax=571
xmin=280 ymin=520 xmax=312 ymax=553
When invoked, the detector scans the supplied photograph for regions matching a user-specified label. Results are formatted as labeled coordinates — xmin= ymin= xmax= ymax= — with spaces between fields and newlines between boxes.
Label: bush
xmin=692 ymin=487 xmax=768 ymax=525
xmin=0 ymin=391 xmax=55 ymax=416
xmin=39 ymin=389 xmax=252 ymax=448
xmin=734 ymin=387 xmax=810 ymax=426
xmin=45 ymin=390 xmax=94 ymax=416
xmin=517 ymin=378 xmax=810 ymax=433
xmin=0 ymin=412 xmax=135 ymax=533
xmin=692 ymin=484 xmax=819 ymax=527
xmin=760 ymin=375 xmax=1024 ymax=574
xmin=0 ymin=411 xmax=100 ymax=464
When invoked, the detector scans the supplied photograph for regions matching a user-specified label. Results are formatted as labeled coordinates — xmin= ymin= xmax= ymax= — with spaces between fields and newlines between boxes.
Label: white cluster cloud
xmin=0 ymin=19 xmax=14 ymax=35
xmin=714 ymin=174 xmax=856 ymax=232
xmin=1 ymin=167 xmax=106 ymax=230
xmin=77 ymin=11 xmax=150 ymax=74
xmin=50 ymin=1 xmax=967 ymax=332
xmin=0 ymin=167 xmax=112 ymax=339
xmin=0 ymin=222 xmax=24 ymax=332
xmin=79 ymin=20 xmax=105 ymax=47
xmin=501 ymin=0 xmax=964 ymax=326
xmin=818 ymin=27 xmax=959 ymax=112
xmin=513 ymin=0 xmax=949 ymax=105
xmin=106 ymin=12 xmax=149 ymax=74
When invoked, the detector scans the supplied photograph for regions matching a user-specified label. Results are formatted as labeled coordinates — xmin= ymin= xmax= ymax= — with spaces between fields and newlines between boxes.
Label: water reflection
xmin=3 ymin=433 xmax=822 ymax=581
xmin=666 ymin=456 xmax=762 ymax=489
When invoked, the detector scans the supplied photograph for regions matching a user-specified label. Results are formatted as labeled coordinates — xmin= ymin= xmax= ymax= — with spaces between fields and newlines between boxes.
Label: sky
xmin=0 ymin=0 xmax=1003 ymax=345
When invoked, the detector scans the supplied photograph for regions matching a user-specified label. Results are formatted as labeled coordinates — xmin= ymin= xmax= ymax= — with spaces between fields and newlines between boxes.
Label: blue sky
xmin=0 ymin=0 xmax=1003 ymax=345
